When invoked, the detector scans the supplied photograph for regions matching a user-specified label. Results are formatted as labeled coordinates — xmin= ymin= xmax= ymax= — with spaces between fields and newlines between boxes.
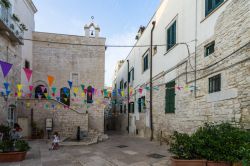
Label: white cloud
xmin=105 ymin=30 xmax=137 ymax=87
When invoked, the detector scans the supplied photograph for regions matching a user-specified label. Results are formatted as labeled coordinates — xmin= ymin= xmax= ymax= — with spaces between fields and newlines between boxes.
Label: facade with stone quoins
xmin=112 ymin=0 xmax=250 ymax=140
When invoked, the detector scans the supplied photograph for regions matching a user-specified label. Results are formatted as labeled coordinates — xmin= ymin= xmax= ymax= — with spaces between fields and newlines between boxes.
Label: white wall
xmin=13 ymin=0 xmax=36 ymax=92
xmin=114 ymin=0 xmax=232 ymax=115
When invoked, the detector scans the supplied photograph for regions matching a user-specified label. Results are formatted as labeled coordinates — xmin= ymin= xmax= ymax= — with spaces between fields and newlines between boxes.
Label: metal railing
xmin=0 ymin=4 xmax=24 ymax=41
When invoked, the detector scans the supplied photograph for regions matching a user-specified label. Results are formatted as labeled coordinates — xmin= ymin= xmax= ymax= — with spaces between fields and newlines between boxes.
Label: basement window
xmin=209 ymin=74 xmax=221 ymax=93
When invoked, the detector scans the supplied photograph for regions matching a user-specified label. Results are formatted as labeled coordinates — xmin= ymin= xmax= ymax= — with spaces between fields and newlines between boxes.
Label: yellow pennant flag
xmin=64 ymin=98 xmax=68 ymax=102
xmin=81 ymin=92 xmax=85 ymax=97
xmin=44 ymin=93 xmax=48 ymax=98
xmin=73 ymin=87 xmax=79 ymax=94
xmin=17 ymin=84 xmax=23 ymax=91
xmin=27 ymin=103 xmax=30 ymax=107
xmin=17 ymin=91 xmax=22 ymax=97
xmin=121 ymin=90 xmax=125 ymax=97
xmin=184 ymin=85 xmax=189 ymax=91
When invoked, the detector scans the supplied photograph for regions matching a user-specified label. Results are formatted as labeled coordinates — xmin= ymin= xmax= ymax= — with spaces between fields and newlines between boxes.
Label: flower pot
xmin=0 ymin=151 xmax=27 ymax=162
xmin=171 ymin=157 xmax=207 ymax=166
xmin=207 ymin=161 xmax=232 ymax=166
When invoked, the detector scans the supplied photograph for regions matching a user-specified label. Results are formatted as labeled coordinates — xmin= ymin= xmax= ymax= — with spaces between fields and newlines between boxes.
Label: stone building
xmin=112 ymin=0 xmax=250 ymax=140
xmin=0 ymin=0 xmax=37 ymax=126
xmin=0 ymin=0 xmax=106 ymax=139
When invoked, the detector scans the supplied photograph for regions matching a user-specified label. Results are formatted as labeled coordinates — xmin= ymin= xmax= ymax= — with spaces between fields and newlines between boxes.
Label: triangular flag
xmin=81 ymin=92 xmax=85 ymax=97
xmin=63 ymin=87 xmax=69 ymax=96
xmin=0 ymin=60 xmax=13 ymax=78
xmin=47 ymin=75 xmax=54 ymax=87
xmin=68 ymin=80 xmax=73 ymax=89
xmin=6 ymin=90 xmax=11 ymax=96
xmin=52 ymin=87 xmax=57 ymax=93
xmin=73 ymin=87 xmax=78 ymax=94
xmin=17 ymin=91 xmax=22 ymax=97
xmin=4 ymin=82 xmax=9 ymax=90
xmin=64 ymin=98 xmax=68 ymax=102
xmin=29 ymin=85 xmax=33 ymax=92
xmin=81 ymin=84 xmax=85 ymax=91
xmin=17 ymin=84 xmax=23 ymax=91
xmin=23 ymin=68 xmax=32 ymax=82
xmin=44 ymin=93 xmax=48 ymax=98
xmin=41 ymin=86 xmax=46 ymax=92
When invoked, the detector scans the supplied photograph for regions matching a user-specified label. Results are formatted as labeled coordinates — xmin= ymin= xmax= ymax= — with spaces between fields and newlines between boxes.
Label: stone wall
xmin=0 ymin=35 xmax=22 ymax=125
xmin=16 ymin=99 xmax=88 ymax=138
xmin=32 ymin=32 xmax=106 ymax=133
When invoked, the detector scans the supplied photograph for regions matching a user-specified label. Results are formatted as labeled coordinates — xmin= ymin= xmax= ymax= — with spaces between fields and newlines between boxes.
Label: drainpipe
xmin=127 ymin=60 xmax=130 ymax=133
xmin=194 ymin=0 xmax=198 ymax=98
xmin=150 ymin=21 xmax=156 ymax=141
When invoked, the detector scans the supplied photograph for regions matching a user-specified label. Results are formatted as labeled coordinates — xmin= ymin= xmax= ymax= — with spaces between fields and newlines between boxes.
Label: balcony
xmin=0 ymin=4 xmax=24 ymax=44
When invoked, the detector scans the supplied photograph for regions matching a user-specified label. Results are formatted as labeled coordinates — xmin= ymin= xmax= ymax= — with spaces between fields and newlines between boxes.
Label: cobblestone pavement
xmin=1 ymin=133 xmax=171 ymax=166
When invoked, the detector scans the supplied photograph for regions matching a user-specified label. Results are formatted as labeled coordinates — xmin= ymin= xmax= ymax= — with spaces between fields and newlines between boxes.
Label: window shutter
xmin=165 ymin=81 xmax=175 ymax=113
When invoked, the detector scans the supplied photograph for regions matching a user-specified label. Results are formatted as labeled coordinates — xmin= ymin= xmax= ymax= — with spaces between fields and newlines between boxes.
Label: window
xmin=129 ymin=102 xmax=134 ymax=113
xmin=205 ymin=0 xmax=224 ymax=16
xmin=165 ymin=81 xmax=175 ymax=113
xmin=124 ymin=105 xmax=127 ymax=114
xmin=71 ymin=73 xmax=79 ymax=87
xmin=143 ymin=53 xmax=149 ymax=72
xmin=205 ymin=41 xmax=215 ymax=57
xmin=209 ymin=74 xmax=221 ymax=93
xmin=60 ymin=87 xmax=70 ymax=106
xmin=129 ymin=68 xmax=134 ymax=83
xmin=138 ymin=96 xmax=146 ymax=113
xmin=167 ymin=21 xmax=176 ymax=51
xmin=24 ymin=60 xmax=30 ymax=69
xmin=124 ymin=82 xmax=127 ymax=89
xmin=120 ymin=80 xmax=124 ymax=90
xmin=120 ymin=105 xmax=123 ymax=114
xmin=87 ymin=86 xmax=93 ymax=103
xmin=8 ymin=105 xmax=16 ymax=127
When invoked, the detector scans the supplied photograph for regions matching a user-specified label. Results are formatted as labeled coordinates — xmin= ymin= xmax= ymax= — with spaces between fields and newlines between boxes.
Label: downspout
xmin=150 ymin=21 xmax=156 ymax=141
xmin=194 ymin=0 xmax=198 ymax=97
xmin=127 ymin=60 xmax=130 ymax=133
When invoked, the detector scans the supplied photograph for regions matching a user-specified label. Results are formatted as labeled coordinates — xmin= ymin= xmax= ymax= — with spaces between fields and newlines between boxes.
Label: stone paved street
xmin=1 ymin=133 xmax=171 ymax=166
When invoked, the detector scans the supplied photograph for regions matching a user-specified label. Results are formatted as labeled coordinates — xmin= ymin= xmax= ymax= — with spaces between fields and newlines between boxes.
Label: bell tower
xmin=84 ymin=16 xmax=100 ymax=38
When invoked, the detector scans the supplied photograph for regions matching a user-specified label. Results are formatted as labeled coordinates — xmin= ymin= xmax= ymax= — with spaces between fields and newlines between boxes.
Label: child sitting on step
xmin=49 ymin=132 xmax=60 ymax=150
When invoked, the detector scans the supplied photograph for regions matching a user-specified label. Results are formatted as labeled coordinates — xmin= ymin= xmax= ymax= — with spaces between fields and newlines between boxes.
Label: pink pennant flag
xmin=23 ymin=68 xmax=32 ymax=82
xmin=41 ymin=86 xmax=46 ymax=93
xmin=29 ymin=85 xmax=33 ymax=92
xmin=139 ymin=88 xmax=143 ymax=94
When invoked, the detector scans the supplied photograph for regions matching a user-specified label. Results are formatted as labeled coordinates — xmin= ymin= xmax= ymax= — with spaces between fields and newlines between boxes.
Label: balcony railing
xmin=0 ymin=4 xmax=24 ymax=44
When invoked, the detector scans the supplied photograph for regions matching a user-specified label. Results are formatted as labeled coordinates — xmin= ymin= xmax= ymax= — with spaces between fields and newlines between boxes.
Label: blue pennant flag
xmin=68 ymin=81 xmax=73 ymax=89
xmin=6 ymin=90 xmax=11 ymax=96
xmin=3 ymin=82 xmax=9 ymax=90
xmin=56 ymin=97 xmax=60 ymax=102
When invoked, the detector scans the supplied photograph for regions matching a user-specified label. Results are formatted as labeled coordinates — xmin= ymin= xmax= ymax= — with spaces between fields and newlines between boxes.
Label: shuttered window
xmin=209 ymin=74 xmax=221 ymax=93
xmin=205 ymin=0 xmax=224 ymax=16
xmin=165 ymin=81 xmax=175 ymax=113
xmin=167 ymin=21 xmax=176 ymax=51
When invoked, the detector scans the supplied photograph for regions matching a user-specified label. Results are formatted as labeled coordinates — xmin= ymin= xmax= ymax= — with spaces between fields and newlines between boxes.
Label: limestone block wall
xmin=32 ymin=32 xmax=106 ymax=133
xmin=16 ymin=99 xmax=88 ymax=138
xmin=0 ymin=35 xmax=22 ymax=125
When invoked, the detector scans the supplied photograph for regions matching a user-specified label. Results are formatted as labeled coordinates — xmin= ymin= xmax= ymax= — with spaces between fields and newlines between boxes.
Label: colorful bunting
xmin=17 ymin=84 xmax=23 ymax=91
xmin=47 ymin=75 xmax=55 ymax=87
xmin=81 ymin=84 xmax=85 ymax=91
xmin=68 ymin=80 xmax=73 ymax=89
xmin=0 ymin=60 xmax=13 ymax=78
xmin=29 ymin=85 xmax=33 ymax=92
xmin=52 ymin=87 xmax=57 ymax=93
xmin=4 ymin=82 xmax=9 ymax=90
xmin=23 ymin=68 xmax=32 ymax=82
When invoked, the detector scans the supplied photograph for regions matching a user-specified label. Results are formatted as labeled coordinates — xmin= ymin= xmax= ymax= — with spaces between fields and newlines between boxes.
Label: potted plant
xmin=0 ymin=124 xmax=31 ymax=162
xmin=0 ymin=0 xmax=11 ymax=8
xmin=169 ymin=131 xmax=207 ymax=166
xmin=192 ymin=123 xmax=250 ymax=166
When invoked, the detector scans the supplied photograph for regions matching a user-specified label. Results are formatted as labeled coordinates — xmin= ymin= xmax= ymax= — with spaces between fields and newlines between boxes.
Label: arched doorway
xmin=35 ymin=85 xmax=47 ymax=99
xmin=60 ymin=87 xmax=70 ymax=106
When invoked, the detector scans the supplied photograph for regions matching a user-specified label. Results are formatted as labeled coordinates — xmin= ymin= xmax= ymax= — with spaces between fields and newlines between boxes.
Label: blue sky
xmin=33 ymin=0 xmax=160 ymax=87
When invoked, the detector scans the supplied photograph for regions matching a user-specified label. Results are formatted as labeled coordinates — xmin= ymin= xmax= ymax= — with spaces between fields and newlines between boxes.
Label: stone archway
xmin=60 ymin=87 xmax=70 ymax=106
xmin=34 ymin=85 xmax=47 ymax=99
